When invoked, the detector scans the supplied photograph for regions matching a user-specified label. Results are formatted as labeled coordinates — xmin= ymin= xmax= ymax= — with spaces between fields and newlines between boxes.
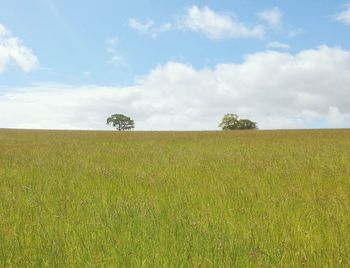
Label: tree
xmin=107 ymin=114 xmax=135 ymax=131
xmin=219 ymin=113 xmax=257 ymax=130
xmin=236 ymin=119 xmax=257 ymax=130
xmin=219 ymin=113 xmax=239 ymax=130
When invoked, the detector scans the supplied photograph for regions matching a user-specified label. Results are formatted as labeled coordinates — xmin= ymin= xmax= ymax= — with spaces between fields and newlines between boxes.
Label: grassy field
xmin=0 ymin=129 xmax=349 ymax=267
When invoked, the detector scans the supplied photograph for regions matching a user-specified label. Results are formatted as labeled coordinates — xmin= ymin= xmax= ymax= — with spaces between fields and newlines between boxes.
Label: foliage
xmin=219 ymin=113 xmax=257 ymax=130
xmin=0 ymin=129 xmax=350 ymax=266
xmin=236 ymin=119 xmax=258 ymax=130
xmin=107 ymin=113 xmax=134 ymax=131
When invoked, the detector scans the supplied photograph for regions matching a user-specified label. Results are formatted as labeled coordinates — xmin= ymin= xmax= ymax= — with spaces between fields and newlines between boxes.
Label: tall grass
xmin=0 ymin=129 xmax=349 ymax=266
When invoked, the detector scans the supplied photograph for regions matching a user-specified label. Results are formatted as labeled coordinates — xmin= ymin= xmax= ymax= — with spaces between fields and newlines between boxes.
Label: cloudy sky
xmin=1 ymin=0 xmax=350 ymax=130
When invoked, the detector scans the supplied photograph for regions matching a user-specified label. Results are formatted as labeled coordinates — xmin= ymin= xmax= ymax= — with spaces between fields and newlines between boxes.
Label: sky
xmin=1 ymin=0 xmax=350 ymax=130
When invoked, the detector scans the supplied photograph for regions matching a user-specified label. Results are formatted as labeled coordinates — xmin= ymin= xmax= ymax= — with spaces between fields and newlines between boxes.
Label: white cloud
xmin=333 ymin=3 xmax=350 ymax=24
xmin=105 ymin=36 xmax=120 ymax=54
xmin=258 ymin=7 xmax=283 ymax=29
xmin=105 ymin=36 xmax=125 ymax=66
xmin=0 ymin=23 xmax=39 ymax=73
xmin=1 ymin=46 xmax=350 ymax=130
xmin=128 ymin=18 xmax=154 ymax=33
xmin=178 ymin=5 xmax=264 ymax=39
xmin=287 ymin=28 xmax=305 ymax=38
xmin=128 ymin=18 xmax=172 ymax=38
xmin=129 ymin=6 xmax=264 ymax=39
xmin=267 ymin=42 xmax=290 ymax=50
xmin=257 ymin=7 xmax=304 ymax=38
xmin=326 ymin=106 xmax=346 ymax=126
xmin=108 ymin=55 xmax=125 ymax=66
xmin=0 ymin=24 xmax=9 ymax=36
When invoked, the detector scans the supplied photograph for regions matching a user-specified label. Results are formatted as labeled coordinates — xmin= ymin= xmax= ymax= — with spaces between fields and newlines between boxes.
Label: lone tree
xmin=219 ymin=113 xmax=257 ymax=130
xmin=107 ymin=114 xmax=135 ymax=131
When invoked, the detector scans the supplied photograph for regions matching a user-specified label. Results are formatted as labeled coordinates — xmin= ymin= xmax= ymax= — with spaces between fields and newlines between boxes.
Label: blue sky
xmin=1 ymin=0 xmax=350 ymax=130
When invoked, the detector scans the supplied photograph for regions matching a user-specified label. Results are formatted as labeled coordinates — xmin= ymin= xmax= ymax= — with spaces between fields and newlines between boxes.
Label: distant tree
xmin=219 ymin=113 xmax=257 ymax=130
xmin=107 ymin=114 xmax=135 ymax=131
xmin=236 ymin=119 xmax=257 ymax=130
xmin=219 ymin=113 xmax=239 ymax=130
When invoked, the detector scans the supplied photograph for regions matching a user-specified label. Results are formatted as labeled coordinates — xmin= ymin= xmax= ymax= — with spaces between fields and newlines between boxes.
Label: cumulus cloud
xmin=0 ymin=23 xmax=39 ymax=73
xmin=258 ymin=7 xmax=283 ymax=29
xmin=178 ymin=5 xmax=264 ymax=39
xmin=332 ymin=3 xmax=350 ymax=24
xmin=267 ymin=41 xmax=290 ymax=50
xmin=1 ymin=46 xmax=350 ymax=130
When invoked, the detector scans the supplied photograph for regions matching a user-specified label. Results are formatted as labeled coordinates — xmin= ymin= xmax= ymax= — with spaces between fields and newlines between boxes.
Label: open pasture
xmin=0 ymin=129 xmax=349 ymax=266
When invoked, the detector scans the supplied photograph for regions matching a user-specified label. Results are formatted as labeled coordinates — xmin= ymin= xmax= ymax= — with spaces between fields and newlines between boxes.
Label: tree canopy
xmin=219 ymin=113 xmax=257 ymax=130
xmin=107 ymin=114 xmax=135 ymax=131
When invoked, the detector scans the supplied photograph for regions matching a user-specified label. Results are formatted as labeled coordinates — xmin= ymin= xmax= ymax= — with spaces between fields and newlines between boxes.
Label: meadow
xmin=0 ymin=129 xmax=349 ymax=267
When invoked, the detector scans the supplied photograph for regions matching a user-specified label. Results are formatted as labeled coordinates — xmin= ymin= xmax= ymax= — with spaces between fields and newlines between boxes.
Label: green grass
xmin=0 ymin=129 xmax=349 ymax=267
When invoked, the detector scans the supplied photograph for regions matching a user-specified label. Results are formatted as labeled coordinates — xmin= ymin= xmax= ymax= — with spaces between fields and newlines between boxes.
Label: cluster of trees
xmin=219 ymin=113 xmax=257 ymax=130
xmin=107 ymin=113 xmax=257 ymax=131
